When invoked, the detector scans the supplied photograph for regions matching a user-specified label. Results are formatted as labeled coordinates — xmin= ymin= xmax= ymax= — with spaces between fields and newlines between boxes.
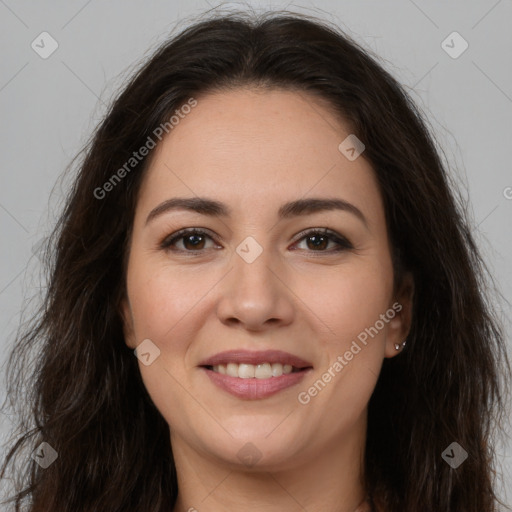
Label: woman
xmin=1 ymin=9 xmax=510 ymax=512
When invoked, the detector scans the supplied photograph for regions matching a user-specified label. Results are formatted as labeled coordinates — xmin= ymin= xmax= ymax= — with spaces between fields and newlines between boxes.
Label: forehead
xmin=136 ymin=88 xmax=384 ymax=225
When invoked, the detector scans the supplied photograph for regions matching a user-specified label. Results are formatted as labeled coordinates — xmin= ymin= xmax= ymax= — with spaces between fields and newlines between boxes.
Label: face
xmin=121 ymin=88 xmax=413 ymax=471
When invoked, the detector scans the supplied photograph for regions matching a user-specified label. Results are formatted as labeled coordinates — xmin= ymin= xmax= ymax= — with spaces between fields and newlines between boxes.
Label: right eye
xmin=159 ymin=228 xmax=221 ymax=253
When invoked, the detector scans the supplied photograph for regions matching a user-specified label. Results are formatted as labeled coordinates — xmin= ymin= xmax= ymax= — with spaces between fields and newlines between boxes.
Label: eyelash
xmin=159 ymin=227 xmax=353 ymax=255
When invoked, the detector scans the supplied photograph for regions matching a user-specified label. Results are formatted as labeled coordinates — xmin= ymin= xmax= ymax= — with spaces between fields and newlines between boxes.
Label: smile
xmin=208 ymin=362 xmax=302 ymax=378
xmin=199 ymin=349 xmax=313 ymax=399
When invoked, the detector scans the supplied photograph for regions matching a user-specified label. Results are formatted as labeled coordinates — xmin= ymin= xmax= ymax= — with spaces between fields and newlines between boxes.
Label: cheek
xmin=295 ymin=258 xmax=394 ymax=425
xmin=126 ymin=260 xmax=215 ymax=349
xmin=125 ymin=263 xmax=210 ymax=428
xmin=296 ymin=257 xmax=394 ymax=346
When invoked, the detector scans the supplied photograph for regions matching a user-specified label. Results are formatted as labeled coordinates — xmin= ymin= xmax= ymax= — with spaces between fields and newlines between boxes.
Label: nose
xmin=216 ymin=244 xmax=295 ymax=332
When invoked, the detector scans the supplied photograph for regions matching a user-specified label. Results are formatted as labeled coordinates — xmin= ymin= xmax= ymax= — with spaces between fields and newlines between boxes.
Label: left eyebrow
xmin=145 ymin=196 xmax=368 ymax=228
xmin=277 ymin=197 xmax=368 ymax=228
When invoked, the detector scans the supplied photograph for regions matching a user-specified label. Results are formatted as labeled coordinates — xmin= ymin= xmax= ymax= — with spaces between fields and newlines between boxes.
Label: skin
xmin=121 ymin=88 xmax=413 ymax=512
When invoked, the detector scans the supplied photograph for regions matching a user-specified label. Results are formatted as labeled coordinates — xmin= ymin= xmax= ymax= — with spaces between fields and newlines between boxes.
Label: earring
xmin=395 ymin=340 xmax=407 ymax=351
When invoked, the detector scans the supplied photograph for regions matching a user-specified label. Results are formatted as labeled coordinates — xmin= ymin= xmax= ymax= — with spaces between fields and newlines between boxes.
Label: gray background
xmin=1 ymin=0 xmax=511 ymax=505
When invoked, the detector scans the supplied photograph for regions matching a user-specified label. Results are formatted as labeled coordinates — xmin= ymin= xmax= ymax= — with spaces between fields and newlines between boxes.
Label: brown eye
xmin=305 ymin=234 xmax=329 ymax=250
xmin=160 ymin=229 xmax=218 ymax=252
xmin=181 ymin=233 xmax=206 ymax=250
xmin=293 ymin=229 xmax=353 ymax=253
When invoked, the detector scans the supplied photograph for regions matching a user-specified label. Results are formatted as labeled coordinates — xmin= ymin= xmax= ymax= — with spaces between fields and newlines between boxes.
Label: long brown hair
xmin=1 ymin=9 xmax=510 ymax=512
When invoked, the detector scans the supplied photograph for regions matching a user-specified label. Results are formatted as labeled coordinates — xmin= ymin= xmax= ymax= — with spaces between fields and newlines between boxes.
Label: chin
xmin=202 ymin=426 xmax=308 ymax=471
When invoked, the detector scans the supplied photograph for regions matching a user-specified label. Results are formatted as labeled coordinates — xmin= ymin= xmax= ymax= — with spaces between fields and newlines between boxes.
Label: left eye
xmin=160 ymin=228 xmax=352 ymax=253
xmin=293 ymin=228 xmax=353 ymax=252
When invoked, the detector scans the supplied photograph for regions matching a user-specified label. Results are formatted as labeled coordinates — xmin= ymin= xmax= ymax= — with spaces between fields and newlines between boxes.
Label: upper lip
xmin=199 ymin=349 xmax=313 ymax=369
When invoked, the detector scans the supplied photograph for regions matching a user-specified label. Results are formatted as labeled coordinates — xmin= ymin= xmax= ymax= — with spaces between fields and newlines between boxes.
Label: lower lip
xmin=202 ymin=367 xmax=310 ymax=400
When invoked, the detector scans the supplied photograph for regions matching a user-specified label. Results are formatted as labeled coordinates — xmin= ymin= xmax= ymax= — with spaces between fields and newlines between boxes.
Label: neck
xmin=171 ymin=411 xmax=368 ymax=512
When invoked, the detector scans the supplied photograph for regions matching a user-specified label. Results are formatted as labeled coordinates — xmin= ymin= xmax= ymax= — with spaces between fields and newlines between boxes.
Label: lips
xmin=198 ymin=349 xmax=312 ymax=369
xmin=199 ymin=349 xmax=313 ymax=400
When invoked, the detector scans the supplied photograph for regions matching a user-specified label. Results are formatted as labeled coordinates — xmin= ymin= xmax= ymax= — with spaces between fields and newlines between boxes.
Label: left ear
xmin=384 ymin=271 xmax=414 ymax=358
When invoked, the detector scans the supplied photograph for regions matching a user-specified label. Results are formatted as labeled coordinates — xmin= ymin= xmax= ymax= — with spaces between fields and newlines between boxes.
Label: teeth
xmin=213 ymin=362 xmax=295 ymax=378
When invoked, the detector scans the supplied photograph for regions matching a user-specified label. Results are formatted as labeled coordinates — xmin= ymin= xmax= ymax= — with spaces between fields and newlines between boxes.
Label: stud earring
xmin=395 ymin=340 xmax=407 ymax=351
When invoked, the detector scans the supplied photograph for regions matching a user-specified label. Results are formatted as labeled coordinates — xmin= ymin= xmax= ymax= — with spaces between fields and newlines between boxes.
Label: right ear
xmin=119 ymin=297 xmax=136 ymax=350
